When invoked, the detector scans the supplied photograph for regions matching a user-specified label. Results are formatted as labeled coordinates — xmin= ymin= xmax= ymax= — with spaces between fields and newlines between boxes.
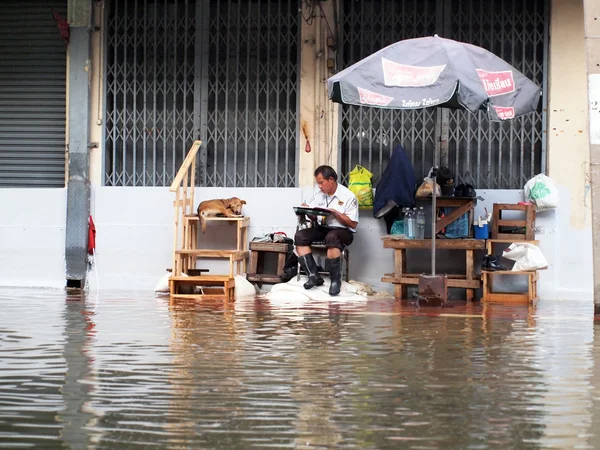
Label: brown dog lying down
xmin=197 ymin=197 xmax=246 ymax=233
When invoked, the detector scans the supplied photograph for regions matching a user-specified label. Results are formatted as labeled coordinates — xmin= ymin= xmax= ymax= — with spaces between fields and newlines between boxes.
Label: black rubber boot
xmin=298 ymin=253 xmax=324 ymax=290
xmin=326 ymin=257 xmax=342 ymax=296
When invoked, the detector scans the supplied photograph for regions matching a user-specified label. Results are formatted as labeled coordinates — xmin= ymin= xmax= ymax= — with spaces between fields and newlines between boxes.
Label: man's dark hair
xmin=314 ymin=165 xmax=338 ymax=182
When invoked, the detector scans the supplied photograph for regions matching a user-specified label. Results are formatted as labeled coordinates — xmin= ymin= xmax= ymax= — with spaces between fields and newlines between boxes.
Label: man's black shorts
xmin=294 ymin=226 xmax=354 ymax=251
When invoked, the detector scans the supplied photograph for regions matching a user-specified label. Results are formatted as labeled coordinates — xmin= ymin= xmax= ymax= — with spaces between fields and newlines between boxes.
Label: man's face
xmin=316 ymin=174 xmax=336 ymax=195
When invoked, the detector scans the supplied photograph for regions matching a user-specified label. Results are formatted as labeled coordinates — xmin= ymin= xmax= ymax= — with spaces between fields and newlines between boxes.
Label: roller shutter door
xmin=0 ymin=1 xmax=67 ymax=187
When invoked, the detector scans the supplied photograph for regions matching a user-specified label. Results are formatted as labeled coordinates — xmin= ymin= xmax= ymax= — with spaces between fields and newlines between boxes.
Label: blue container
xmin=473 ymin=223 xmax=489 ymax=239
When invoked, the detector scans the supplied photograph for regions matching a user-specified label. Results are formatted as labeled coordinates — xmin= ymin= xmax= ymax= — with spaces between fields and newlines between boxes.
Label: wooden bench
xmin=381 ymin=237 xmax=486 ymax=301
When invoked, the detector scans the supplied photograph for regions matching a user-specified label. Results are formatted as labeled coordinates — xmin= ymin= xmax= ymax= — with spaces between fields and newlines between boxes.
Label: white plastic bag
xmin=524 ymin=174 xmax=559 ymax=211
xmin=502 ymin=243 xmax=548 ymax=271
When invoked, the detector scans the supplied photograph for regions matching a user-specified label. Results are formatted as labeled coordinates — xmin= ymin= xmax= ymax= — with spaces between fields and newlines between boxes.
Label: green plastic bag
xmin=348 ymin=165 xmax=374 ymax=209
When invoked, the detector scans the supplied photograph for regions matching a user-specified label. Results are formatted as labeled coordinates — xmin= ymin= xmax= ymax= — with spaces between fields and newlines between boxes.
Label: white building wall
xmin=0 ymin=0 xmax=594 ymax=300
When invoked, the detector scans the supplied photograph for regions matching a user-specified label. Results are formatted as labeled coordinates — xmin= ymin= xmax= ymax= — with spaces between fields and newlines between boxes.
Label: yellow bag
xmin=348 ymin=165 xmax=374 ymax=209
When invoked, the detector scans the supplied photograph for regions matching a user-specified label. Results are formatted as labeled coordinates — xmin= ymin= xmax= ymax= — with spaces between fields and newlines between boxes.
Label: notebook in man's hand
xmin=293 ymin=206 xmax=331 ymax=216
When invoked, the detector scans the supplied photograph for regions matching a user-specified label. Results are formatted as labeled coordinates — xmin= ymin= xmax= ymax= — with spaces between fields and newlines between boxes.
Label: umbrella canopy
xmin=327 ymin=35 xmax=541 ymax=121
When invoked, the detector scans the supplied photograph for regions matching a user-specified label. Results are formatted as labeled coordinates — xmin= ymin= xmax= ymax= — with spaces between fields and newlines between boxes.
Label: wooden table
xmin=381 ymin=237 xmax=486 ymax=301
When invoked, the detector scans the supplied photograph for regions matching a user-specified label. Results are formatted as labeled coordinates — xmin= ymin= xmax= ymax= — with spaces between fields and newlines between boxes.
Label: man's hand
xmin=328 ymin=208 xmax=342 ymax=220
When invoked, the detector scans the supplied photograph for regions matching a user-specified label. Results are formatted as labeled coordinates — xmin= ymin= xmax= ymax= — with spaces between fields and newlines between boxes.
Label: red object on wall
xmin=52 ymin=9 xmax=70 ymax=45
xmin=88 ymin=216 xmax=96 ymax=255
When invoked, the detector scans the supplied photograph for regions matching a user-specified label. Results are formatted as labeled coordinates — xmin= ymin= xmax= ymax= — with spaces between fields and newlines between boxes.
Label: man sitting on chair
xmin=295 ymin=165 xmax=359 ymax=296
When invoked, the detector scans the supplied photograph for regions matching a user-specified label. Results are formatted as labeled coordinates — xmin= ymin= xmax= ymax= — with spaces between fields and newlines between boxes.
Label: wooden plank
xmin=381 ymin=276 xmax=480 ymax=289
xmin=482 ymin=292 xmax=531 ymax=303
xmin=175 ymin=250 xmax=249 ymax=259
xmin=170 ymin=275 xmax=233 ymax=282
xmin=384 ymin=273 xmax=475 ymax=280
xmin=173 ymin=186 xmax=180 ymax=276
xmin=247 ymin=274 xmax=284 ymax=283
xmin=393 ymin=249 xmax=404 ymax=276
xmin=466 ymin=250 xmax=474 ymax=281
xmin=497 ymin=219 xmax=526 ymax=227
xmin=494 ymin=203 xmax=528 ymax=211
xmin=249 ymin=250 xmax=259 ymax=273
xmin=249 ymin=242 xmax=291 ymax=253
xmin=182 ymin=215 xmax=247 ymax=222
xmin=169 ymin=140 xmax=202 ymax=192
xmin=394 ymin=284 xmax=403 ymax=299
xmin=277 ymin=252 xmax=286 ymax=276
xmin=425 ymin=198 xmax=476 ymax=208
xmin=435 ymin=201 xmax=474 ymax=232
xmin=382 ymin=238 xmax=485 ymax=250
xmin=525 ymin=205 xmax=536 ymax=240
xmin=486 ymin=239 xmax=540 ymax=245
xmin=482 ymin=268 xmax=546 ymax=274
xmin=492 ymin=204 xmax=501 ymax=239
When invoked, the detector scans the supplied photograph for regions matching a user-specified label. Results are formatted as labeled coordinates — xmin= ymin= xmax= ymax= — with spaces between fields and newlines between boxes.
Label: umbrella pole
xmin=431 ymin=175 xmax=436 ymax=275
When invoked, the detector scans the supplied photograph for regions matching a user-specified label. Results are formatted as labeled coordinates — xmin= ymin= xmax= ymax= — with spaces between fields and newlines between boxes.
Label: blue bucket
xmin=473 ymin=223 xmax=489 ymax=239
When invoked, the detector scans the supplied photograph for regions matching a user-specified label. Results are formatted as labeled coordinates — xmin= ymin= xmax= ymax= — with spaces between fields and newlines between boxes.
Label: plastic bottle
xmin=416 ymin=207 xmax=426 ymax=239
xmin=406 ymin=208 xmax=415 ymax=239
xmin=403 ymin=208 xmax=410 ymax=238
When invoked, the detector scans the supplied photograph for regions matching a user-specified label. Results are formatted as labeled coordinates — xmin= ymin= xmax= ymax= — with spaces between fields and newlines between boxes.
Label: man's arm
xmin=328 ymin=209 xmax=358 ymax=229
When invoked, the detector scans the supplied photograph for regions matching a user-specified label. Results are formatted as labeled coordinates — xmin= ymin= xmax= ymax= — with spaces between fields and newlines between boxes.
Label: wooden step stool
xmin=169 ymin=275 xmax=235 ymax=301
xmin=247 ymin=241 xmax=293 ymax=284
xmin=481 ymin=270 xmax=539 ymax=303
xmin=482 ymin=239 xmax=542 ymax=303
xmin=492 ymin=203 xmax=536 ymax=241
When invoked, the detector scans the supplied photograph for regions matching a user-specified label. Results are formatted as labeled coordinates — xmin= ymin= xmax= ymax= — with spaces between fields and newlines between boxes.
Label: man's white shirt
xmin=307 ymin=183 xmax=359 ymax=232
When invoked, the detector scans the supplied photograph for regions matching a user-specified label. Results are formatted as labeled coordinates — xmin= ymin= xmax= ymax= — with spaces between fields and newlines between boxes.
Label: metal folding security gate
xmin=202 ymin=0 xmax=299 ymax=187
xmin=0 ymin=0 xmax=67 ymax=187
xmin=105 ymin=0 xmax=196 ymax=186
xmin=339 ymin=0 xmax=548 ymax=189
xmin=104 ymin=0 xmax=299 ymax=187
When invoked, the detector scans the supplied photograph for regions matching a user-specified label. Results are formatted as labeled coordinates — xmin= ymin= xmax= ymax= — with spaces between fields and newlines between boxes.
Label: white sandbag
xmin=502 ymin=243 xmax=548 ymax=271
xmin=234 ymin=275 xmax=258 ymax=299
xmin=524 ymin=173 xmax=559 ymax=211
xmin=266 ymin=276 xmax=367 ymax=303
xmin=155 ymin=272 xmax=174 ymax=293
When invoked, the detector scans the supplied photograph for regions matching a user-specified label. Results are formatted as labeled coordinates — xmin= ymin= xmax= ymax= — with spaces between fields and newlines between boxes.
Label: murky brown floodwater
xmin=1 ymin=288 xmax=600 ymax=449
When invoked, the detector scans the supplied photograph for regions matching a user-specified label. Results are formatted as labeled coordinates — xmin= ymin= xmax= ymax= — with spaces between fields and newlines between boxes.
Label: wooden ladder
xmin=168 ymin=141 xmax=248 ymax=301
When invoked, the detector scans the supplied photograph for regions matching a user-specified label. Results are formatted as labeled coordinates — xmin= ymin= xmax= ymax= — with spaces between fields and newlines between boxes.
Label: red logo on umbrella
xmin=357 ymin=87 xmax=393 ymax=106
xmin=382 ymin=59 xmax=446 ymax=87
xmin=476 ymin=69 xmax=516 ymax=97
xmin=493 ymin=105 xmax=515 ymax=120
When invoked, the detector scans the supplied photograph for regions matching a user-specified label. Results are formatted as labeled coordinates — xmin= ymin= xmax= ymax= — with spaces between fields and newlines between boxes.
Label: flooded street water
xmin=1 ymin=288 xmax=600 ymax=449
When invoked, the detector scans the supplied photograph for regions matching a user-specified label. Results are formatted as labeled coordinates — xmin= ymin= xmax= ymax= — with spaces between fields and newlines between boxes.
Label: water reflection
xmin=0 ymin=289 xmax=599 ymax=449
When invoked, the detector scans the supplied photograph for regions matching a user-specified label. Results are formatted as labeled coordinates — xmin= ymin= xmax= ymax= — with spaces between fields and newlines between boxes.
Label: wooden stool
xmin=481 ymin=270 xmax=538 ymax=303
xmin=482 ymin=238 xmax=543 ymax=303
xmin=491 ymin=203 xmax=536 ymax=241
xmin=247 ymin=241 xmax=293 ymax=284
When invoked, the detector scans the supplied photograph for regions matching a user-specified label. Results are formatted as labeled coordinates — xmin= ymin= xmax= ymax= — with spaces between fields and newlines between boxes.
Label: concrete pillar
xmin=65 ymin=0 xmax=92 ymax=288
xmin=583 ymin=0 xmax=600 ymax=314
xmin=298 ymin=1 xmax=340 ymax=187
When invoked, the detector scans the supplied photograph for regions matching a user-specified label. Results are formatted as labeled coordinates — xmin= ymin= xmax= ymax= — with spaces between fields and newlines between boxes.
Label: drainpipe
xmin=65 ymin=0 xmax=92 ymax=289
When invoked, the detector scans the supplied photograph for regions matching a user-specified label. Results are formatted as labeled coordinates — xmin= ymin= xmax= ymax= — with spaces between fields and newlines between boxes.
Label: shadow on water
xmin=0 ymin=288 xmax=599 ymax=449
